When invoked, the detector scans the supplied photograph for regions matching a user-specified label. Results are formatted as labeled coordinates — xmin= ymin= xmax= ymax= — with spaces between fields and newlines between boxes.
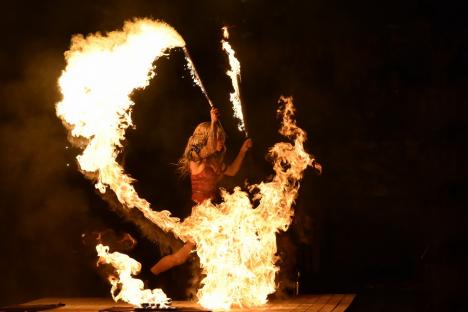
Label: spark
xmin=221 ymin=27 xmax=248 ymax=136
xmin=183 ymin=47 xmax=214 ymax=107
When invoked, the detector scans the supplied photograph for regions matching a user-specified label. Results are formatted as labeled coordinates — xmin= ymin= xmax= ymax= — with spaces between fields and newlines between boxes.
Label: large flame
xmin=221 ymin=27 xmax=247 ymax=136
xmin=178 ymin=96 xmax=313 ymax=309
xmin=56 ymin=18 xmax=187 ymax=238
xmin=57 ymin=18 xmax=318 ymax=310
xmin=96 ymin=244 xmax=171 ymax=308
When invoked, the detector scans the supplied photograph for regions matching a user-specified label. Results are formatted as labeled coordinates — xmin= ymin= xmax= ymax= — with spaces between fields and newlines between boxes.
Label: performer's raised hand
xmin=210 ymin=107 xmax=219 ymax=123
xmin=241 ymin=138 xmax=253 ymax=154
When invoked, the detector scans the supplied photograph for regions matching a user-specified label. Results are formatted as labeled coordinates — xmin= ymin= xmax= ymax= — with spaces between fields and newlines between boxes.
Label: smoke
xmin=98 ymin=190 xmax=183 ymax=255
xmin=0 ymin=43 xmax=106 ymax=304
xmin=0 ymin=30 xmax=192 ymax=305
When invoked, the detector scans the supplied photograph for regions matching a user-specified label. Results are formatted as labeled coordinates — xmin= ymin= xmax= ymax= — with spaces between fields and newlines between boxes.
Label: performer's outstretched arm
xmin=224 ymin=139 xmax=253 ymax=176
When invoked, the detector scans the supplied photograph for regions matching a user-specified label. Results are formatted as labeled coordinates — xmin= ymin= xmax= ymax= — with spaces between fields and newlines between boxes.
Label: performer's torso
xmin=191 ymin=165 xmax=222 ymax=203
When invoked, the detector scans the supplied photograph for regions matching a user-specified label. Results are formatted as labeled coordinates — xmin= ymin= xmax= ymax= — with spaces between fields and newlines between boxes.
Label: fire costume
xmin=191 ymin=165 xmax=223 ymax=203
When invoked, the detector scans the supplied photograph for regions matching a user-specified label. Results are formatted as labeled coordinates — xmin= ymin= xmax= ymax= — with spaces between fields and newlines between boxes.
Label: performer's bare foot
xmin=151 ymin=242 xmax=195 ymax=275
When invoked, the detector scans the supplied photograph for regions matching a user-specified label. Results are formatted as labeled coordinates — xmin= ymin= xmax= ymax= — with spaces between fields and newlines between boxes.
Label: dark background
xmin=0 ymin=0 xmax=466 ymax=311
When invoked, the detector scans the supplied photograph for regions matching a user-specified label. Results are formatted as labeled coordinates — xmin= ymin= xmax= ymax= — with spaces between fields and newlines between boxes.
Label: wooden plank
xmin=293 ymin=294 xmax=331 ymax=312
xmin=316 ymin=294 xmax=344 ymax=312
xmin=329 ymin=294 xmax=355 ymax=312
xmin=253 ymin=295 xmax=321 ymax=312
xmin=22 ymin=298 xmax=129 ymax=311
xmin=289 ymin=295 xmax=321 ymax=312
xmin=21 ymin=295 xmax=355 ymax=312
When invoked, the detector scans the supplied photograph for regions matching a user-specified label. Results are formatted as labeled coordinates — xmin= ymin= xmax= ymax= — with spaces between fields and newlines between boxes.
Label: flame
xmin=56 ymin=18 xmax=188 ymax=239
xmin=183 ymin=47 xmax=214 ymax=107
xmin=96 ymin=244 xmax=171 ymax=308
xmin=57 ymin=17 xmax=318 ymax=310
xmin=221 ymin=27 xmax=247 ymax=136
xmin=222 ymin=26 xmax=229 ymax=40
xmin=178 ymin=96 xmax=313 ymax=310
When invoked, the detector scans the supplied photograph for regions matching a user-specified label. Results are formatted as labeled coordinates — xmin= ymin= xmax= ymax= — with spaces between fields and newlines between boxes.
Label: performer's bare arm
xmin=224 ymin=139 xmax=253 ymax=176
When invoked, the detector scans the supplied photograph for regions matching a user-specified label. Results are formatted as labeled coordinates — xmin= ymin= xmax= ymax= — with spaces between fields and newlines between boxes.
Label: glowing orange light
xmin=57 ymin=17 xmax=318 ymax=310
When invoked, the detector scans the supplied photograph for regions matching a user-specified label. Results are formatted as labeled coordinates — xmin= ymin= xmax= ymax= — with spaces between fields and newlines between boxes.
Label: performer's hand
xmin=241 ymin=138 xmax=253 ymax=153
xmin=210 ymin=107 xmax=219 ymax=123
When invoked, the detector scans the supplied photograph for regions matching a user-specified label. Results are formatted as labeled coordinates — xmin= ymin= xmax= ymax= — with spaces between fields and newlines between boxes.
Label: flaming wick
xmin=221 ymin=26 xmax=248 ymax=137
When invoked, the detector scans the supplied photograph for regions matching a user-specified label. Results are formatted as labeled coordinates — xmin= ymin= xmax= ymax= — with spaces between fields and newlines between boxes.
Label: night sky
xmin=0 ymin=1 xmax=466 ymax=311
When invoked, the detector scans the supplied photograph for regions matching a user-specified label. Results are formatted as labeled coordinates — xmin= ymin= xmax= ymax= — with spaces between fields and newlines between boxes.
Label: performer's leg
xmin=151 ymin=242 xmax=195 ymax=275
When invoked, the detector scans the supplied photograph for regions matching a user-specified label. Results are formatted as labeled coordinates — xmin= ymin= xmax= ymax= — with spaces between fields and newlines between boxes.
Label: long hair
xmin=177 ymin=121 xmax=226 ymax=177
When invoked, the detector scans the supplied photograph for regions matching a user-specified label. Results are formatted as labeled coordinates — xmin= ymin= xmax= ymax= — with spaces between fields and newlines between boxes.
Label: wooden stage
xmin=2 ymin=294 xmax=355 ymax=312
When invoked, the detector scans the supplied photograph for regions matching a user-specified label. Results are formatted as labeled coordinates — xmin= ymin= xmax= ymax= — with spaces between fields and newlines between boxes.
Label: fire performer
xmin=151 ymin=107 xmax=253 ymax=275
